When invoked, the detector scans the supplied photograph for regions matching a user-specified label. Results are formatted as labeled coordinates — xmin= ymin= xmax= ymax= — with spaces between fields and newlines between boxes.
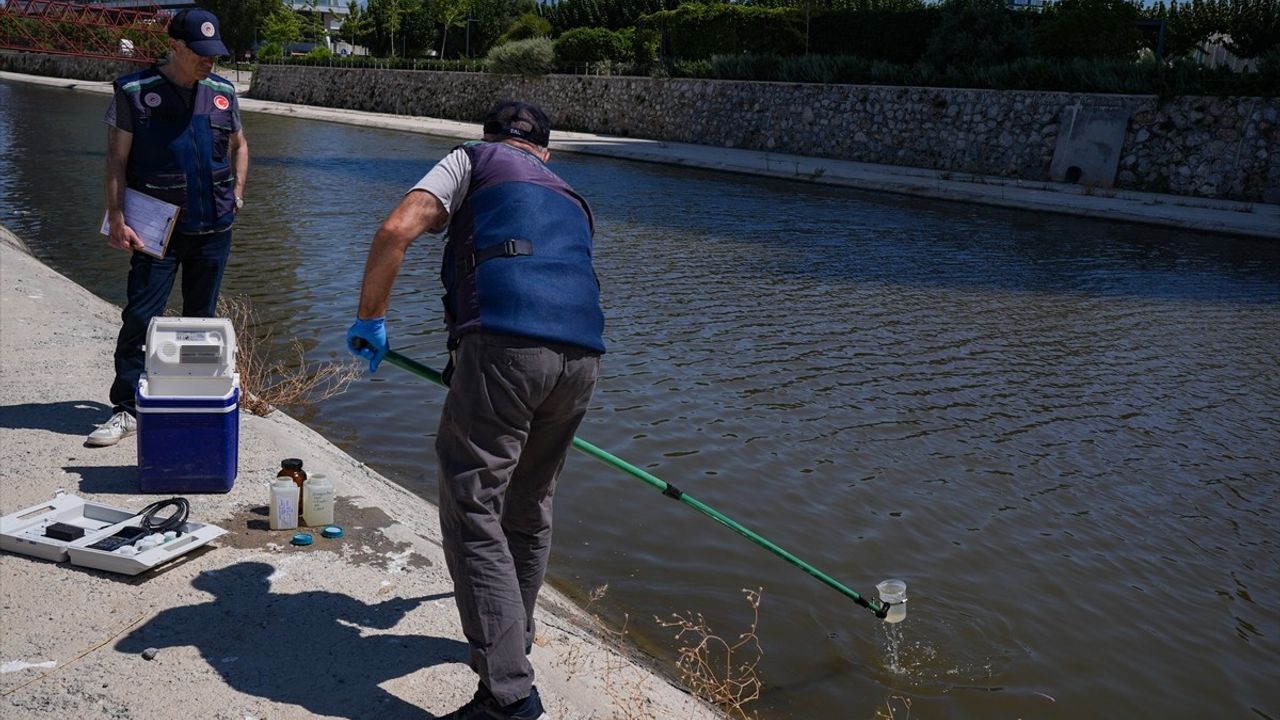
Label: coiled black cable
xmin=138 ymin=497 xmax=190 ymax=535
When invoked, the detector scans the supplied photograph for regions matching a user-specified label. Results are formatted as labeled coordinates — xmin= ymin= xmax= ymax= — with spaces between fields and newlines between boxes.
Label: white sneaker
xmin=86 ymin=411 xmax=137 ymax=447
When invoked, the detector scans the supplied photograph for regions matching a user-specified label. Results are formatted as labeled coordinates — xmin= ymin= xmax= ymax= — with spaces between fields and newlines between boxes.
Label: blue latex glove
xmin=346 ymin=317 xmax=388 ymax=373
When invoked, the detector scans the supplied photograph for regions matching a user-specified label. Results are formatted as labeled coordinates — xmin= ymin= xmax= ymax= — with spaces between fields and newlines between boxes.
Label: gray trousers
xmin=436 ymin=332 xmax=600 ymax=706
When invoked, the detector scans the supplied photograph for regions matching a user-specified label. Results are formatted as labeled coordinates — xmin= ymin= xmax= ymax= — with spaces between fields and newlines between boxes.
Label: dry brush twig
xmin=217 ymin=294 xmax=361 ymax=416
xmin=655 ymin=588 xmax=764 ymax=720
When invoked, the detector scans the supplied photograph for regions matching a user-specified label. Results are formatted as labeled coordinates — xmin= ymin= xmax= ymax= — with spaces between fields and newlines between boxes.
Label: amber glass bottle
xmin=278 ymin=458 xmax=307 ymax=508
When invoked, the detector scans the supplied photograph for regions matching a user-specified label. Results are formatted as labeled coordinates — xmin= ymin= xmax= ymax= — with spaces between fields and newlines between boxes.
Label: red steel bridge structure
xmin=0 ymin=0 xmax=171 ymax=64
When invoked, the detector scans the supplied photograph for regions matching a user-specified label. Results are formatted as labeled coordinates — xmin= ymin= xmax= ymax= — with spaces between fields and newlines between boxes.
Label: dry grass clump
xmin=563 ymin=584 xmax=765 ymax=720
xmin=217 ymin=294 xmax=360 ymax=416
xmin=875 ymin=695 xmax=912 ymax=719
xmin=656 ymin=588 xmax=764 ymax=720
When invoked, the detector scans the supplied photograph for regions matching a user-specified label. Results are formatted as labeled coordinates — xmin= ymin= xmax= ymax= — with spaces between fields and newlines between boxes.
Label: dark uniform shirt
xmin=103 ymin=72 xmax=242 ymax=134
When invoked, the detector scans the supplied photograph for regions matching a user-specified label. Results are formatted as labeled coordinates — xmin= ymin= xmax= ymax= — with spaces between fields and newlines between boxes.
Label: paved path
xmin=0 ymin=227 xmax=714 ymax=719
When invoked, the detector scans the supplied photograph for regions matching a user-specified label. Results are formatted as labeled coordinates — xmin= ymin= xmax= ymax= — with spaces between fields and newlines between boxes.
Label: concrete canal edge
xmin=0 ymin=226 xmax=718 ymax=719
xmin=3 ymin=69 xmax=1278 ymax=240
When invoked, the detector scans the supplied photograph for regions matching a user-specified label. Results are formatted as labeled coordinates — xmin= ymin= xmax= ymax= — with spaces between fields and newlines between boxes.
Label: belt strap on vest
xmin=463 ymin=239 xmax=534 ymax=275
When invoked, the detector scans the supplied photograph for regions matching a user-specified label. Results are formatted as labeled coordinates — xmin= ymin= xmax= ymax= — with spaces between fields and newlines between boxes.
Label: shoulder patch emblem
xmin=213 ymin=95 xmax=230 ymax=111
xmin=144 ymin=92 xmax=162 ymax=108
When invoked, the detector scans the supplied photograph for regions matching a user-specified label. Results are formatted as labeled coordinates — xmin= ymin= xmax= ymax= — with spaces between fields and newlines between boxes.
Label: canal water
xmin=3 ymin=79 xmax=1279 ymax=720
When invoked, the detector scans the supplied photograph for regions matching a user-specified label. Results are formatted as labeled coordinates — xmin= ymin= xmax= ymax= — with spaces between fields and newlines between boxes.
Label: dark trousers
xmin=435 ymin=332 xmax=600 ymax=706
xmin=109 ymin=228 xmax=233 ymax=414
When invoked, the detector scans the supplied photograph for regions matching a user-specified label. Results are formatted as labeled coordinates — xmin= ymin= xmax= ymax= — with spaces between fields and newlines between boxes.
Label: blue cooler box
xmin=136 ymin=377 xmax=240 ymax=493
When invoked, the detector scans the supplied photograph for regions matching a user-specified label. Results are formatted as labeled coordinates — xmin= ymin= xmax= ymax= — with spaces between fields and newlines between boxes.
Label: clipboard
xmin=100 ymin=188 xmax=180 ymax=259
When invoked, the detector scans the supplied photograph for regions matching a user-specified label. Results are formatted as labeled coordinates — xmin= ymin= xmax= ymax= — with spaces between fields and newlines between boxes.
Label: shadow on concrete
xmin=67 ymin=465 xmax=139 ymax=494
xmin=0 ymin=400 xmax=110 ymax=435
xmin=116 ymin=561 xmax=463 ymax=719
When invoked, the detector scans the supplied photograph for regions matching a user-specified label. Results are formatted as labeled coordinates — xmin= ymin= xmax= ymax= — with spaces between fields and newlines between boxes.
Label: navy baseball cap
xmin=483 ymin=101 xmax=551 ymax=147
xmin=168 ymin=9 xmax=229 ymax=57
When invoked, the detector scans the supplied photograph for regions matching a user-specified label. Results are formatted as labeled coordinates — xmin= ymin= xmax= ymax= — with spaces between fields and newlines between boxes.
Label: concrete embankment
xmin=0 ymin=226 xmax=715 ymax=718
xmin=2 ymin=69 xmax=1277 ymax=240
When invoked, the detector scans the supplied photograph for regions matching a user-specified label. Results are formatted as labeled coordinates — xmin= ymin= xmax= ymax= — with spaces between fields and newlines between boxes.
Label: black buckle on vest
xmin=464 ymin=239 xmax=534 ymax=275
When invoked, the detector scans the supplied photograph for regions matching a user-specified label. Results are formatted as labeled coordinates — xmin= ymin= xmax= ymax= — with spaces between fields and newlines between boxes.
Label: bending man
xmin=347 ymin=100 xmax=604 ymax=720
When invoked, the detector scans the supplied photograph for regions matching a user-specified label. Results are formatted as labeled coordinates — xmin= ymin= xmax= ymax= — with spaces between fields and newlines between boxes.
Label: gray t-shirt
xmin=410 ymin=147 xmax=472 ymax=229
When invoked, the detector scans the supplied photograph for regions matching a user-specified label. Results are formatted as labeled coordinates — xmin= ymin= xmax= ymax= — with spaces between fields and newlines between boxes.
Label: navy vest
xmin=115 ymin=67 xmax=237 ymax=233
xmin=442 ymin=142 xmax=605 ymax=353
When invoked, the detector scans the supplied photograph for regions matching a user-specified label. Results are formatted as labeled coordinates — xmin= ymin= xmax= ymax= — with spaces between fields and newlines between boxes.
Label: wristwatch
xmin=234 ymin=195 xmax=244 ymax=210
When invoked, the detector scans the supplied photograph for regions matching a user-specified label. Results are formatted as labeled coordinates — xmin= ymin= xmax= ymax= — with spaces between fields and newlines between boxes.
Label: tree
xmin=198 ymin=0 xmax=282 ymax=58
xmin=261 ymin=4 xmax=304 ymax=49
xmin=466 ymin=0 xmax=530 ymax=57
xmin=1149 ymin=0 xmax=1224 ymax=57
xmin=541 ymin=0 xmax=672 ymax=33
xmin=401 ymin=0 xmax=440 ymax=56
xmin=923 ymin=0 xmax=1031 ymax=68
xmin=430 ymin=0 xmax=474 ymax=57
xmin=298 ymin=0 xmax=328 ymax=43
xmin=365 ymin=0 xmax=404 ymax=55
xmin=338 ymin=0 xmax=373 ymax=48
xmin=1032 ymin=0 xmax=1144 ymax=60
xmin=1225 ymin=0 xmax=1280 ymax=58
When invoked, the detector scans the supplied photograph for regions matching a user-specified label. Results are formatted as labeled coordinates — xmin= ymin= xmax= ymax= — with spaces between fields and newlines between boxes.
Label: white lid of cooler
xmin=144 ymin=316 xmax=236 ymax=379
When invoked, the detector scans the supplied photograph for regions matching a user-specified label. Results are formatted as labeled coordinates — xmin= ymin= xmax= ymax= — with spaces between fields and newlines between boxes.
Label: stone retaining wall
xmin=6 ymin=52 xmax=1274 ymax=202
xmin=250 ymin=65 xmax=1279 ymax=203
xmin=0 ymin=50 xmax=139 ymax=82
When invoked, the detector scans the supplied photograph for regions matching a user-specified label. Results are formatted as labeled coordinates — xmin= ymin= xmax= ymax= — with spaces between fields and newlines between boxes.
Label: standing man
xmin=347 ymin=101 xmax=603 ymax=720
xmin=88 ymin=8 xmax=248 ymax=446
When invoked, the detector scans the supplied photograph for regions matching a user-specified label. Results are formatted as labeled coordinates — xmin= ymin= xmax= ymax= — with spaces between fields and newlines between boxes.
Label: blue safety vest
xmin=115 ymin=67 xmax=237 ymax=233
xmin=442 ymin=142 xmax=605 ymax=353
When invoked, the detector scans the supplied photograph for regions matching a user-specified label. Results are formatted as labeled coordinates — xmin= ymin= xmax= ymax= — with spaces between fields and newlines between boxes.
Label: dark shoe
xmin=440 ymin=684 xmax=547 ymax=720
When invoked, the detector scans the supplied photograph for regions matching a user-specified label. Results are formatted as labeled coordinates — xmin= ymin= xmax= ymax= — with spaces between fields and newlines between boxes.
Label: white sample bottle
xmin=269 ymin=477 xmax=299 ymax=530
xmin=302 ymin=472 xmax=335 ymax=526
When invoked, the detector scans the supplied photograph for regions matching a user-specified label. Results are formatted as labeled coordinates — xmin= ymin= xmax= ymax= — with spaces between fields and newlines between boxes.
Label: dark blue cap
xmin=168 ymin=9 xmax=229 ymax=57
xmin=291 ymin=533 xmax=314 ymax=546
xmin=483 ymin=101 xmax=551 ymax=148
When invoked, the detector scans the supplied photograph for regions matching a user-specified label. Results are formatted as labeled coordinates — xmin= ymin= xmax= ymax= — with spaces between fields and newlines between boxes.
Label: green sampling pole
xmin=381 ymin=349 xmax=889 ymax=619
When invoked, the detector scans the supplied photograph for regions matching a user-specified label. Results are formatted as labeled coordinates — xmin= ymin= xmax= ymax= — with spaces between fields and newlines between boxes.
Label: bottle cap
xmin=291 ymin=533 xmax=314 ymax=546
xmin=321 ymin=525 xmax=344 ymax=539
xmin=282 ymin=458 xmax=304 ymax=470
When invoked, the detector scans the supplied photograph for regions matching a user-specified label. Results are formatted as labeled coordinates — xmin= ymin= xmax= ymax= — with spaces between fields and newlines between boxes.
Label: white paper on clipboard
xmin=100 ymin=188 xmax=180 ymax=259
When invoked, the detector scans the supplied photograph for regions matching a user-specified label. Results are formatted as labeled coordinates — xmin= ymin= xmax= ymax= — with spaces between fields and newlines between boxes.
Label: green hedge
xmin=487 ymin=37 xmax=557 ymax=75
xmin=674 ymin=52 xmax=1278 ymax=96
xmin=258 ymin=56 xmax=486 ymax=71
xmin=555 ymin=26 xmax=631 ymax=64
xmin=807 ymin=8 xmax=941 ymax=64
xmin=642 ymin=3 xmax=804 ymax=59
xmin=499 ymin=13 xmax=553 ymax=44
